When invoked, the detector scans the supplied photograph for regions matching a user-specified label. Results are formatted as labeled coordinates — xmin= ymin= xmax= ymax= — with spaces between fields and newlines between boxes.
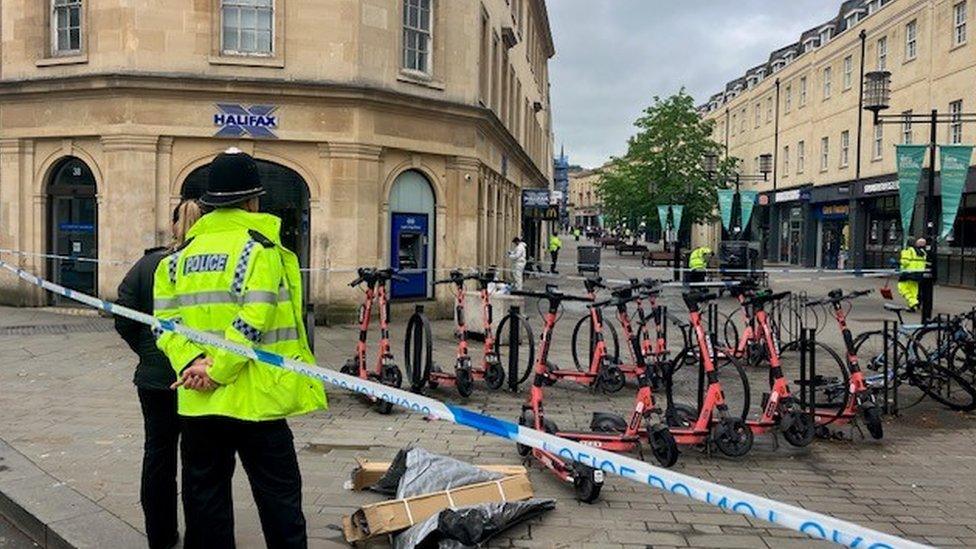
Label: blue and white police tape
xmin=0 ymin=259 xmax=929 ymax=549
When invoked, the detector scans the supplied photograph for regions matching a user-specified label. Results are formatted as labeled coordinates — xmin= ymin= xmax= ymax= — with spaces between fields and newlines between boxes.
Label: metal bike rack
xmin=507 ymin=305 xmax=521 ymax=393
xmin=404 ymin=304 xmax=434 ymax=394
xmin=798 ymin=327 xmax=817 ymax=420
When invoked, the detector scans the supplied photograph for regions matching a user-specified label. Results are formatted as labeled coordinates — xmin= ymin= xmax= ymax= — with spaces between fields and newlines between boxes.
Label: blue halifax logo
xmin=214 ymin=104 xmax=279 ymax=139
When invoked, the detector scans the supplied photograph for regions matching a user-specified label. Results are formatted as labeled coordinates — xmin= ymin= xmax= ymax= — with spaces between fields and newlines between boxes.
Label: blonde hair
xmin=171 ymin=199 xmax=203 ymax=250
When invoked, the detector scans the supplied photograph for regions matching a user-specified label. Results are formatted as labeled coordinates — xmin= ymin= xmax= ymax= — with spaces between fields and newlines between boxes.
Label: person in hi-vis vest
xmin=898 ymin=237 xmax=929 ymax=311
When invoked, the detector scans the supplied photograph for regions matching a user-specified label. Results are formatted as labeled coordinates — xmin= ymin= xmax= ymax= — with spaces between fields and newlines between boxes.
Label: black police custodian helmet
xmin=200 ymin=147 xmax=266 ymax=207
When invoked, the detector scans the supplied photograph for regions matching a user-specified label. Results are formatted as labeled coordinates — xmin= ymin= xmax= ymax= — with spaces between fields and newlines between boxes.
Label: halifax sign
xmin=214 ymin=104 xmax=279 ymax=139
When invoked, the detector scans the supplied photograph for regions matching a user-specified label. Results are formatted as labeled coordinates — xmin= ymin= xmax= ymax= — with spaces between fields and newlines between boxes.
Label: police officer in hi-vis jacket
xmin=154 ymin=148 xmax=326 ymax=548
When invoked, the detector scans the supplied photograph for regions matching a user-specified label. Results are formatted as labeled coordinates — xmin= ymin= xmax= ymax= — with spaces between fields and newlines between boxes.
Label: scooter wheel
xmin=483 ymin=356 xmax=506 ymax=390
xmin=713 ymin=417 xmax=754 ymax=458
xmin=599 ymin=365 xmax=626 ymax=394
xmin=340 ymin=358 xmax=358 ymax=377
xmin=572 ymin=463 xmax=603 ymax=503
xmin=591 ymin=415 xmax=627 ymax=433
xmin=375 ymin=399 xmax=394 ymax=415
xmin=648 ymin=423 xmax=679 ymax=468
xmin=781 ymin=409 xmax=816 ymax=447
xmin=516 ymin=411 xmax=533 ymax=456
xmin=456 ymin=366 xmax=474 ymax=398
xmin=381 ymin=364 xmax=403 ymax=389
xmin=863 ymin=403 xmax=884 ymax=440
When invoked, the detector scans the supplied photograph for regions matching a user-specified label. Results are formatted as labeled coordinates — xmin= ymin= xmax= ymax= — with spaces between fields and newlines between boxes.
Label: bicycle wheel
xmin=714 ymin=356 xmax=751 ymax=421
xmin=853 ymin=331 xmax=926 ymax=410
xmin=907 ymin=362 xmax=976 ymax=412
xmin=721 ymin=309 xmax=741 ymax=351
xmin=570 ymin=314 xmax=620 ymax=371
xmin=494 ymin=312 xmax=536 ymax=387
xmin=950 ymin=341 xmax=976 ymax=385
xmin=779 ymin=340 xmax=851 ymax=426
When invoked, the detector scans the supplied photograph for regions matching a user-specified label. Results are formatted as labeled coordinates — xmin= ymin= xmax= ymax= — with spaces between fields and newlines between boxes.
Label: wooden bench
xmin=642 ymin=250 xmax=675 ymax=266
xmin=615 ymin=243 xmax=648 ymax=256
xmin=596 ymin=236 xmax=621 ymax=249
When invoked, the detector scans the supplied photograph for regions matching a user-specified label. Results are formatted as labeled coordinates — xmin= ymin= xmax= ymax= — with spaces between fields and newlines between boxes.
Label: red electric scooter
xmin=513 ymin=286 xmax=678 ymax=503
xmin=544 ymin=279 xmax=627 ymax=393
xmin=801 ymin=289 xmax=884 ymax=439
xmin=648 ymin=290 xmax=756 ymax=457
xmin=341 ymin=268 xmax=406 ymax=414
xmin=424 ymin=269 xmax=506 ymax=396
xmin=738 ymin=290 xmax=817 ymax=447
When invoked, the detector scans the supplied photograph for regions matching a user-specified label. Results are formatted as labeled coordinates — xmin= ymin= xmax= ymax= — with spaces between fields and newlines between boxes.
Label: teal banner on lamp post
xmin=895 ymin=144 xmax=928 ymax=240
xmin=671 ymin=205 xmax=684 ymax=235
xmin=717 ymin=190 xmax=734 ymax=231
xmin=938 ymin=144 xmax=973 ymax=240
xmin=657 ymin=205 xmax=670 ymax=235
xmin=739 ymin=190 xmax=759 ymax=231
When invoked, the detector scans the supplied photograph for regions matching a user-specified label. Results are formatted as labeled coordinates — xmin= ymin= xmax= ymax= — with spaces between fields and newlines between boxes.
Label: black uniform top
xmin=114 ymin=246 xmax=175 ymax=390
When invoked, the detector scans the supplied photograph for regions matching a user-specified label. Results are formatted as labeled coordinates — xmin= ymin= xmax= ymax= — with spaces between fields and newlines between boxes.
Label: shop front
xmin=766 ymin=186 xmax=812 ymax=266
xmin=809 ymin=182 xmax=854 ymax=270
xmin=855 ymin=177 xmax=904 ymax=271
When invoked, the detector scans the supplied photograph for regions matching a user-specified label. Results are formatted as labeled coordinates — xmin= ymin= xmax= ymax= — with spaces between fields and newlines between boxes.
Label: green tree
xmin=597 ymin=91 xmax=736 ymax=233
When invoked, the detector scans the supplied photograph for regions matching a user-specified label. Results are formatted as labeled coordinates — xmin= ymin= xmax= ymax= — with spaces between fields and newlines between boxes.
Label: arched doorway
xmin=388 ymin=170 xmax=435 ymax=300
xmin=47 ymin=157 xmax=98 ymax=302
xmin=181 ymin=159 xmax=311 ymax=267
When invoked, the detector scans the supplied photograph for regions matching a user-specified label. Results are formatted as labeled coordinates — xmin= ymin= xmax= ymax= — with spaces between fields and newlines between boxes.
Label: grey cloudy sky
xmin=548 ymin=1 xmax=843 ymax=168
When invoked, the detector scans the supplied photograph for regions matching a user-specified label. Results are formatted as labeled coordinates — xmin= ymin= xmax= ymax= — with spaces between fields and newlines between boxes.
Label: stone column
xmin=448 ymin=156 xmax=481 ymax=270
xmin=325 ymin=142 xmax=382 ymax=322
xmin=155 ymin=137 xmax=174 ymax=246
xmin=99 ymin=135 xmax=159 ymax=299
xmin=0 ymin=139 xmax=26 ymax=304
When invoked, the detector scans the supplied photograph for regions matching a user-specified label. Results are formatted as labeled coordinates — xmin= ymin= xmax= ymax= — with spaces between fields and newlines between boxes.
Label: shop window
xmin=403 ymin=0 xmax=433 ymax=74
xmin=51 ymin=0 xmax=82 ymax=55
xmin=221 ymin=0 xmax=274 ymax=55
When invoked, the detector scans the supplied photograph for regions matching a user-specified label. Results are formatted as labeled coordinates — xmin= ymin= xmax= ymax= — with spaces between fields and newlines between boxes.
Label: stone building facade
xmin=0 ymin=0 xmax=556 ymax=317
xmin=568 ymin=165 xmax=604 ymax=229
xmin=699 ymin=0 xmax=976 ymax=286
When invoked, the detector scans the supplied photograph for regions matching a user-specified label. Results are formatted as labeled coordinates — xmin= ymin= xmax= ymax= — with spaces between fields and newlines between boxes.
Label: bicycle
xmin=341 ymin=268 xmax=406 ymax=414
xmin=854 ymin=305 xmax=976 ymax=412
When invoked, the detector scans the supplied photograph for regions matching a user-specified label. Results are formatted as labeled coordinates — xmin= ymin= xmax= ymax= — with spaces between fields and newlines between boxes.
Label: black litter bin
xmin=577 ymin=245 xmax=601 ymax=275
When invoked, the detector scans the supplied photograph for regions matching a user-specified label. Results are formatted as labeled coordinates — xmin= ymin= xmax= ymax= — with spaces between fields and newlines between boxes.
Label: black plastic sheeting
xmin=369 ymin=447 xmax=555 ymax=549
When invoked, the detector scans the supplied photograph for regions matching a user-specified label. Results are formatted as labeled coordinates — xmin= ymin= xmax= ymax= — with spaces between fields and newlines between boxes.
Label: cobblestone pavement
xmin=1 ymin=240 xmax=976 ymax=548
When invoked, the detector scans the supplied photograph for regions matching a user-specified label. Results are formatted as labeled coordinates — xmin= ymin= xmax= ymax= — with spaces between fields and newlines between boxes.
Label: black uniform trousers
xmin=180 ymin=416 xmax=307 ymax=549
xmin=138 ymin=389 xmax=180 ymax=549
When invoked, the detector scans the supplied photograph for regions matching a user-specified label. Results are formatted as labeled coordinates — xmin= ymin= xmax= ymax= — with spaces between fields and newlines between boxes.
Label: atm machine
xmin=390 ymin=213 xmax=430 ymax=299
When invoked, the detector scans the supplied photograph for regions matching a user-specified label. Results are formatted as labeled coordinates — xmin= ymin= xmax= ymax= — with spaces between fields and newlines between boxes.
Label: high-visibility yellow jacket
xmin=153 ymin=208 xmax=326 ymax=421
xmin=548 ymin=235 xmax=562 ymax=252
xmin=899 ymin=246 xmax=927 ymax=272
xmin=689 ymin=247 xmax=712 ymax=271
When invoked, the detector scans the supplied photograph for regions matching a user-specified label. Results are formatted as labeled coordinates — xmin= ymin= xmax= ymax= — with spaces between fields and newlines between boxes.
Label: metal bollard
xmin=508 ymin=305 xmax=521 ymax=393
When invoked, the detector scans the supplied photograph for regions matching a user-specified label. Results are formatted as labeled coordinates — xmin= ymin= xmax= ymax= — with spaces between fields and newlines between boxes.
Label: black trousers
xmin=686 ymin=270 xmax=706 ymax=284
xmin=550 ymin=250 xmax=559 ymax=272
xmin=180 ymin=416 xmax=307 ymax=549
xmin=138 ymin=388 xmax=180 ymax=549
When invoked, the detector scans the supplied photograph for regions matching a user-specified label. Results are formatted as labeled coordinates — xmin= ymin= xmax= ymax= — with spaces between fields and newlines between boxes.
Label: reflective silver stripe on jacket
xmin=153 ymin=288 xmax=290 ymax=311
xmin=261 ymin=327 xmax=300 ymax=344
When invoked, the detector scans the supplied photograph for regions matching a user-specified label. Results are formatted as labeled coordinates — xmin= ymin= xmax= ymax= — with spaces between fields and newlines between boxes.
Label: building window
xmin=843 ymin=56 xmax=853 ymax=90
xmin=221 ymin=0 xmax=273 ymax=55
xmin=823 ymin=67 xmax=832 ymax=99
xmin=840 ymin=130 xmax=850 ymax=167
xmin=799 ymin=76 xmax=808 ymax=106
xmin=52 ymin=0 xmax=82 ymax=54
xmin=731 ymin=113 xmax=737 ymax=136
xmin=820 ymin=137 xmax=829 ymax=171
xmin=905 ymin=20 xmax=918 ymax=60
xmin=873 ymin=124 xmax=884 ymax=159
xmin=755 ymin=103 xmax=761 ymax=128
xmin=785 ymin=84 xmax=793 ymax=112
xmin=876 ymin=36 xmax=887 ymax=70
xmin=403 ymin=0 xmax=433 ymax=73
xmin=740 ymin=109 xmax=746 ymax=133
xmin=797 ymin=140 xmax=805 ymax=174
xmin=479 ymin=10 xmax=489 ymax=104
xmin=902 ymin=110 xmax=913 ymax=144
xmin=950 ymin=100 xmax=963 ymax=143
xmin=783 ymin=145 xmax=790 ymax=176
xmin=766 ymin=96 xmax=773 ymax=123
xmin=955 ymin=2 xmax=967 ymax=46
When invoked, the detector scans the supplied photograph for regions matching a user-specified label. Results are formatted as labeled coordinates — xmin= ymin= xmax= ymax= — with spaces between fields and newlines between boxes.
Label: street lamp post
xmin=704 ymin=152 xmax=771 ymax=238
xmin=863 ymin=70 xmax=976 ymax=321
